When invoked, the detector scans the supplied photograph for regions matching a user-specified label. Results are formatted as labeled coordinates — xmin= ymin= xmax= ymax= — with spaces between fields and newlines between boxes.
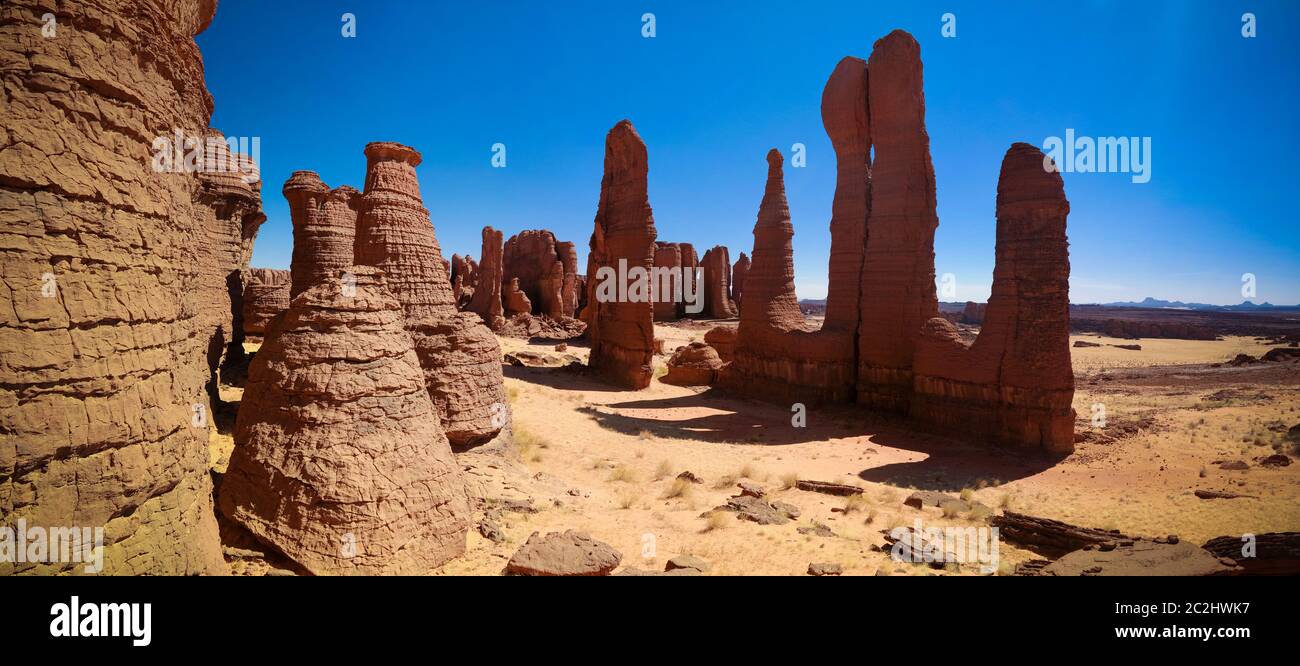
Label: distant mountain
xmin=1095 ymin=297 xmax=1299 ymax=312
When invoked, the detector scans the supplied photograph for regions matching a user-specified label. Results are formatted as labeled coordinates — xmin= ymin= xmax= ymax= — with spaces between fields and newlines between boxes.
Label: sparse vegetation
xmin=779 ymin=472 xmax=799 ymax=490
xmin=842 ymin=493 xmax=873 ymax=515
xmin=616 ymin=490 xmax=640 ymax=510
xmin=653 ymin=459 xmax=674 ymax=480
xmin=703 ymin=511 xmax=731 ymax=532
xmin=608 ymin=465 xmax=637 ymax=483
xmin=663 ymin=477 xmax=693 ymax=499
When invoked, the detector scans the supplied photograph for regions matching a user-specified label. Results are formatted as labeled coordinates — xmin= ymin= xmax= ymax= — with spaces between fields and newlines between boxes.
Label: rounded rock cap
xmin=364 ymin=141 xmax=423 ymax=167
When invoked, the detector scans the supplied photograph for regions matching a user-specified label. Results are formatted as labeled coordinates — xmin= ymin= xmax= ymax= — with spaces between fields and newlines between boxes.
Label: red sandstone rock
xmin=242 ymin=268 xmax=291 ymax=341
xmin=700 ymin=246 xmax=739 ymax=318
xmin=961 ymin=301 xmax=986 ymax=325
xmin=503 ymin=229 xmax=573 ymax=318
xmin=731 ymin=252 xmax=750 ymax=311
xmin=653 ymin=242 xmax=684 ymax=321
xmin=450 ymin=253 xmax=478 ymax=308
xmin=353 ymin=142 xmax=508 ymax=447
xmin=857 ymin=30 xmax=941 ymax=412
xmin=704 ymin=326 xmax=738 ymax=362
xmin=722 ymin=149 xmax=855 ymax=403
xmin=467 ymin=226 xmax=506 ymax=330
xmin=504 ymin=277 xmax=533 ymax=316
xmin=285 ymin=172 xmax=360 ymax=299
xmin=662 ymin=342 xmax=725 ymax=386
xmin=678 ymin=243 xmax=700 ymax=318
xmin=583 ymin=120 xmax=658 ymax=389
xmin=911 ymin=143 xmax=1074 ymax=452
xmin=220 ymin=267 xmax=470 ymax=574
xmin=556 ymin=240 xmax=580 ymax=317
xmin=0 ymin=0 xmax=228 ymax=574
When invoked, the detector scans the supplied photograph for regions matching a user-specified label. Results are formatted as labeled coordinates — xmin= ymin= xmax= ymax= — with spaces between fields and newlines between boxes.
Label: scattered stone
xmin=1257 ymin=454 xmax=1292 ymax=468
xmin=1202 ymin=532 xmax=1300 ymax=575
xmin=1073 ymin=340 xmax=1102 ymax=348
xmin=808 ymin=562 xmax=843 ymax=576
xmin=737 ymin=482 xmax=766 ymax=498
xmin=797 ymin=521 xmax=837 ymax=538
xmin=796 ymin=480 xmax=865 ymax=496
xmin=478 ymin=519 xmax=506 ymax=545
xmin=665 ymin=555 xmax=711 ymax=573
xmin=1039 ymin=540 xmax=1237 ymax=576
xmin=676 ymin=471 xmax=704 ymax=484
xmin=1194 ymin=489 xmax=1255 ymax=500
xmin=1218 ymin=460 xmax=1249 ymax=471
xmin=992 ymin=511 xmax=1135 ymax=556
xmin=505 ymin=531 xmax=622 ymax=576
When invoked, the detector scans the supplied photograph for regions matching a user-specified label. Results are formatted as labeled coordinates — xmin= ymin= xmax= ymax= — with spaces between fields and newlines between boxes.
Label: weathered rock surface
xmin=503 ymin=277 xmax=532 ymax=316
xmin=556 ymin=240 xmax=580 ymax=317
xmin=856 ymin=30 xmax=940 ymax=413
xmin=242 ymin=268 xmax=291 ymax=341
xmin=704 ymin=326 xmax=738 ymax=362
xmin=1202 ymin=532 xmax=1300 ymax=575
xmin=449 ymin=253 xmax=477 ymax=308
xmin=722 ymin=149 xmax=855 ymax=403
xmin=731 ymin=252 xmax=750 ymax=311
xmin=652 ymin=241 xmax=683 ymax=321
xmin=960 ymin=301 xmax=986 ymax=325
xmin=796 ymin=480 xmax=865 ymax=496
xmin=505 ymin=530 xmax=622 ymax=576
xmin=912 ymin=143 xmax=1075 ymax=452
xmin=1039 ymin=541 xmax=1237 ymax=576
xmin=219 ymin=268 xmax=470 ymax=574
xmin=992 ymin=511 xmax=1134 ymax=557
xmin=353 ymin=142 xmax=508 ymax=447
xmin=0 ymin=0 xmax=229 ymax=574
xmin=665 ymin=554 xmax=711 ymax=573
xmin=583 ymin=120 xmax=658 ymax=389
xmin=661 ymin=342 xmax=724 ymax=386
xmin=503 ymin=229 xmax=573 ymax=319
xmin=285 ymin=172 xmax=360 ymax=299
xmin=467 ymin=226 xmax=505 ymax=330
xmin=808 ymin=562 xmax=843 ymax=576
xmin=699 ymin=245 xmax=738 ymax=318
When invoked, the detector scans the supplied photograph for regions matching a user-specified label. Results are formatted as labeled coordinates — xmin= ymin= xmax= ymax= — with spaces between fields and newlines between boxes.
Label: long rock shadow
xmin=855 ymin=434 xmax=1066 ymax=492
xmin=502 ymin=364 xmax=628 ymax=393
xmin=578 ymin=388 xmax=886 ymax=446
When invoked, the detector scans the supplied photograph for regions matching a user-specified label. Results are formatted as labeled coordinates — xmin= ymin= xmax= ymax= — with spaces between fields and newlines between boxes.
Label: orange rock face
xmin=912 ymin=143 xmax=1074 ymax=451
xmin=662 ymin=342 xmax=725 ymax=386
xmin=285 ymin=172 xmax=360 ymax=300
xmin=0 ymin=0 xmax=228 ymax=574
xmin=700 ymin=246 xmax=739 ymax=318
xmin=731 ymin=252 xmax=750 ymax=311
xmin=353 ymin=142 xmax=508 ymax=447
xmin=467 ymin=226 xmax=506 ymax=330
xmin=584 ymin=121 xmax=658 ymax=389
xmin=556 ymin=240 xmax=580 ymax=317
xmin=504 ymin=277 xmax=533 ymax=315
xmin=856 ymin=31 xmax=940 ymax=413
xmin=220 ymin=268 xmax=470 ymax=574
xmin=242 ymin=268 xmax=291 ymax=341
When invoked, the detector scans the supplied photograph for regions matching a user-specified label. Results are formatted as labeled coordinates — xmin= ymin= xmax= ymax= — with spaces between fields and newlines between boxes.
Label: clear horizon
xmin=197 ymin=0 xmax=1300 ymax=306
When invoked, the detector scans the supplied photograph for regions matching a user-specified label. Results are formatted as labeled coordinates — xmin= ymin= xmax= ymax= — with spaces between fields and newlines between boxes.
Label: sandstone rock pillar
xmin=584 ymin=120 xmax=658 ymax=389
xmin=467 ymin=226 xmax=505 ymax=329
xmin=353 ymin=142 xmax=508 ymax=447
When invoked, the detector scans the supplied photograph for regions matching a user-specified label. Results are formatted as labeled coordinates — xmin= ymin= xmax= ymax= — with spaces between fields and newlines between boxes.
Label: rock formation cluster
xmin=721 ymin=31 xmax=1075 ymax=452
xmin=582 ymin=120 xmax=659 ymax=388
xmin=219 ymin=268 xmax=470 ymax=574
xmin=0 ymin=0 xmax=235 ymax=574
xmin=700 ymin=246 xmax=739 ymax=318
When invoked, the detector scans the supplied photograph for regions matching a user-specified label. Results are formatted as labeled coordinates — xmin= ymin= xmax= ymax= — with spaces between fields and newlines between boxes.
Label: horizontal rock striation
xmin=219 ymin=267 xmax=470 ymax=574
xmin=242 ymin=268 xmax=291 ymax=341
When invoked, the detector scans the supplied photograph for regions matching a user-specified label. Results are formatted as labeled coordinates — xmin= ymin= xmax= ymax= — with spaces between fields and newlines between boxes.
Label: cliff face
xmin=0 ymin=0 xmax=228 ymax=573
xmin=584 ymin=120 xmax=658 ymax=389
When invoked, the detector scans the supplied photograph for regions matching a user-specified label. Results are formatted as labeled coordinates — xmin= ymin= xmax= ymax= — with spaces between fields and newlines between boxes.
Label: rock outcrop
xmin=704 ymin=326 xmax=738 ymax=362
xmin=219 ymin=268 xmax=470 ymax=574
xmin=911 ymin=143 xmax=1074 ymax=452
xmin=556 ymin=240 xmax=580 ymax=317
xmin=467 ymin=226 xmax=506 ymax=329
xmin=0 ymin=0 xmax=228 ymax=574
xmin=583 ymin=120 xmax=658 ymax=389
xmin=662 ymin=342 xmax=725 ymax=386
xmin=731 ymin=252 xmax=750 ymax=311
xmin=960 ymin=301 xmax=986 ymax=325
xmin=242 ymin=268 xmax=291 ymax=342
xmin=652 ymin=242 xmax=683 ymax=321
xmin=503 ymin=229 xmax=569 ymax=318
xmin=856 ymin=31 xmax=940 ymax=413
xmin=353 ymin=142 xmax=508 ymax=447
xmin=449 ymin=253 xmax=477 ymax=308
xmin=503 ymin=277 xmax=532 ymax=316
xmin=699 ymin=245 xmax=738 ymax=318
xmin=285 ymin=172 xmax=360 ymax=299
xmin=678 ymin=243 xmax=700 ymax=318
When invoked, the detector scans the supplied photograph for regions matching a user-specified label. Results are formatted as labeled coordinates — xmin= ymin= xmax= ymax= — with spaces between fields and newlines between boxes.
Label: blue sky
xmin=198 ymin=1 xmax=1299 ymax=305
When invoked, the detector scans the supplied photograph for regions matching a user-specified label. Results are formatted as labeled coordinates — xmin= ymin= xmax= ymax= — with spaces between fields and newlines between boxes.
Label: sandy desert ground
xmin=209 ymin=319 xmax=1300 ymax=576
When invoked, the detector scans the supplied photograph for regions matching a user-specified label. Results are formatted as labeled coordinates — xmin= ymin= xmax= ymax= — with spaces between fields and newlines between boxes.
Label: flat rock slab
xmin=665 ymin=555 xmax=711 ymax=573
xmin=797 ymin=521 xmax=836 ymax=538
xmin=903 ymin=490 xmax=979 ymax=513
xmin=503 ymin=351 xmax=583 ymax=368
xmin=710 ymin=495 xmax=800 ymax=525
xmin=808 ymin=562 xmax=843 ymax=576
xmin=1202 ymin=532 xmax=1300 ymax=575
xmin=796 ymin=480 xmax=864 ymax=496
xmin=505 ymin=531 xmax=622 ymax=576
xmin=1039 ymin=541 xmax=1238 ymax=576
